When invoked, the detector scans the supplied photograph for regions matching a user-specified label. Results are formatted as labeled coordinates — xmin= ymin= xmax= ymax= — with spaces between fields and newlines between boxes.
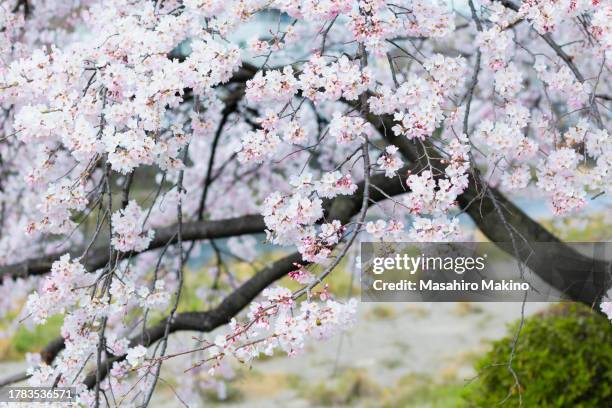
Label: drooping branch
xmin=81 ymin=251 xmax=304 ymax=389
xmin=78 ymin=165 xmax=410 ymax=389
xmin=364 ymin=106 xmax=611 ymax=307
xmin=496 ymin=0 xmax=604 ymax=127
xmin=0 ymin=252 xmax=306 ymax=388
xmin=0 ymin=162 xmax=410 ymax=281
xmin=458 ymin=176 xmax=610 ymax=306
xmin=0 ymin=166 xmax=411 ymax=388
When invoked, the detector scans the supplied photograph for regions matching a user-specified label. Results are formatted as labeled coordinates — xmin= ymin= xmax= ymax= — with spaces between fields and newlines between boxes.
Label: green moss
xmin=463 ymin=303 xmax=612 ymax=407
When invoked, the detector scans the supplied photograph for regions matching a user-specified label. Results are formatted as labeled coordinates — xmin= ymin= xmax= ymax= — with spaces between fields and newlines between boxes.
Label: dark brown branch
xmin=11 ymin=0 xmax=30 ymax=16
xmin=0 ymin=215 xmax=266 ymax=279
xmin=1 ymin=155 xmax=411 ymax=281
xmin=0 ymin=253 xmax=305 ymax=388
xmin=463 ymin=0 xmax=483 ymax=136
xmin=82 ymin=251 xmax=303 ymax=389
xmin=78 ymin=166 xmax=409 ymax=389
xmin=0 ymin=167 xmax=411 ymax=388
xmin=496 ymin=0 xmax=603 ymax=127
xmin=366 ymin=109 xmax=611 ymax=307
xmin=195 ymin=98 xmax=238 ymax=220
xmin=458 ymin=176 xmax=610 ymax=306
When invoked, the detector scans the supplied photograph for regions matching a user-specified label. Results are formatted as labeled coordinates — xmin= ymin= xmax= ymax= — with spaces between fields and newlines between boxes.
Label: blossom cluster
xmin=536 ymin=147 xmax=587 ymax=215
xmin=328 ymin=114 xmax=371 ymax=145
xmin=31 ymin=180 xmax=89 ymax=235
xmin=403 ymin=134 xmax=470 ymax=215
xmin=262 ymin=170 xmax=358 ymax=260
xmin=366 ymin=219 xmax=405 ymax=240
xmin=348 ymin=1 xmax=399 ymax=55
xmin=238 ymin=111 xmax=311 ymax=163
xmin=377 ymin=145 xmax=404 ymax=177
xmin=368 ymin=59 xmax=466 ymax=140
xmin=246 ymin=67 xmax=298 ymax=103
xmin=408 ymin=216 xmax=460 ymax=242
xmin=263 ymin=192 xmax=324 ymax=245
xmin=25 ymin=255 xmax=91 ymax=324
xmin=519 ymin=0 xmax=605 ymax=34
xmin=202 ymin=287 xmax=358 ymax=369
xmin=111 ymin=201 xmax=155 ymax=252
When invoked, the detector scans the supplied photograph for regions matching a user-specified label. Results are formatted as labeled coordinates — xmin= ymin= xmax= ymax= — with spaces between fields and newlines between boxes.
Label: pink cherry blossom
xmin=0 ymin=1 xmax=609 ymax=404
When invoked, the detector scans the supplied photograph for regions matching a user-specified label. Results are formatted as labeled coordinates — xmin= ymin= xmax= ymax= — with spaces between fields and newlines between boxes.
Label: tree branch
xmin=496 ymin=0 xmax=603 ymax=127
xmin=366 ymin=109 xmax=611 ymax=307
xmin=0 ymin=215 xmax=267 ymax=279
xmin=0 ymin=166 xmax=411 ymax=388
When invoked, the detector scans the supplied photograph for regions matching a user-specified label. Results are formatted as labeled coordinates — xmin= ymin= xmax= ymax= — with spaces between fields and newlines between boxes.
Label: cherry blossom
xmin=501 ymin=165 xmax=532 ymax=191
xmin=328 ymin=113 xmax=371 ymax=144
xmin=246 ymin=67 xmax=298 ymax=103
xmin=126 ymin=345 xmax=148 ymax=368
xmin=0 ymin=0 xmax=609 ymax=405
xmin=366 ymin=219 xmax=405 ymax=240
xmin=25 ymin=255 xmax=92 ymax=324
xmin=377 ymin=145 xmax=404 ymax=177
xmin=111 ymin=201 xmax=155 ymax=252
xmin=601 ymin=301 xmax=612 ymax=322
xmin=315 ymin=171 xmax=358 ymax=199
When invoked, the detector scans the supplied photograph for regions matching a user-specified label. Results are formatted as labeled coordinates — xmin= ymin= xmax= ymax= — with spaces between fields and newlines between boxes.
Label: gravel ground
xmin=150 ymin=301 xmax=549 ymax=407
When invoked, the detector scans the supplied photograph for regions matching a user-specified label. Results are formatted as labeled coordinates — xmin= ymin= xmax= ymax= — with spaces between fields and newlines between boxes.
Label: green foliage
xmin=12 ymin=315 xmax=64 ymax=355
xmin=463 ymin=303 xmax=612 ymax=407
